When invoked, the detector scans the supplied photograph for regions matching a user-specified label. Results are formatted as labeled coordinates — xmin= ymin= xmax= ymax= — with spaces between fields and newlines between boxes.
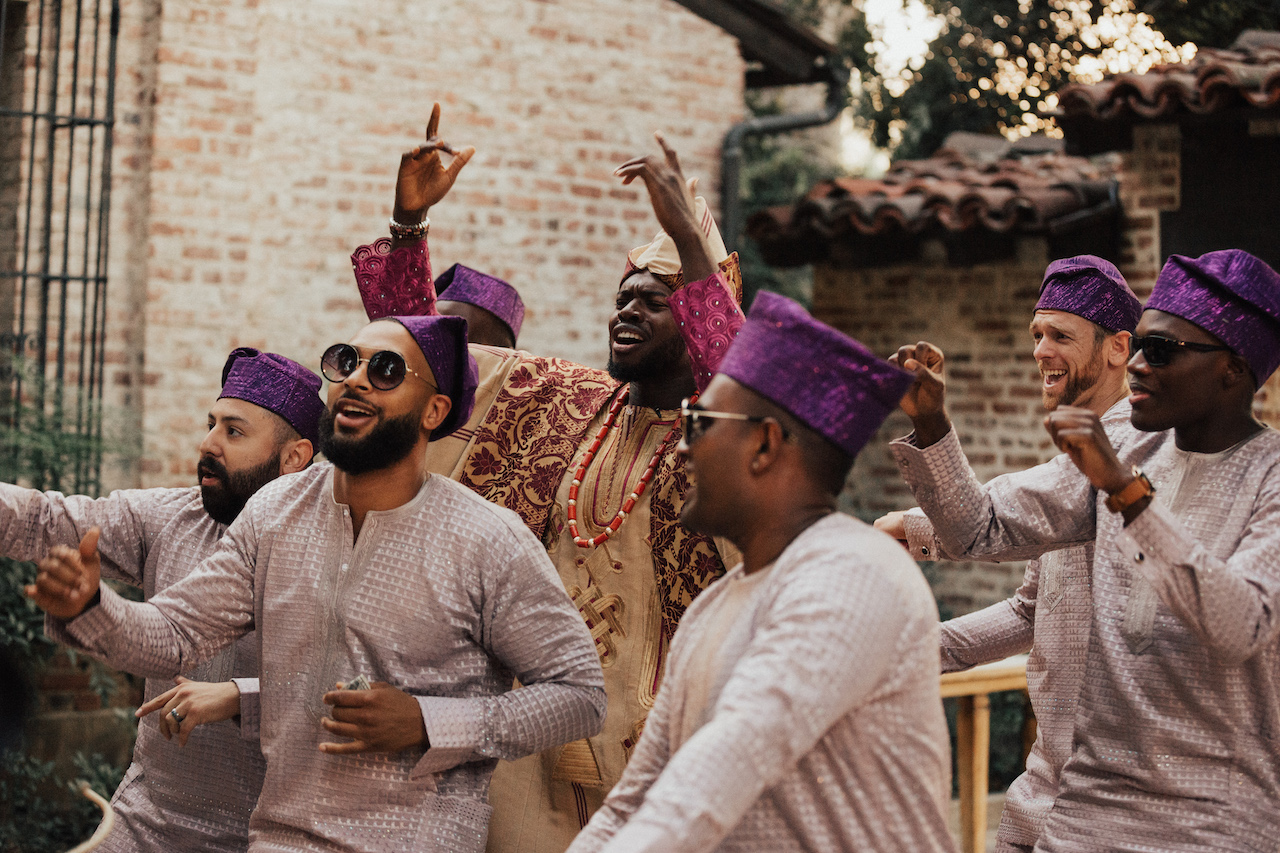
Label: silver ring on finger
xmin=170 ymin=708 xmax=185 ymax=724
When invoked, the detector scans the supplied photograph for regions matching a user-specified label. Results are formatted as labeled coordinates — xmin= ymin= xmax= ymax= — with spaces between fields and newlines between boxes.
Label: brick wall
xmin=100 ymin=0 xmax=744 ymax=489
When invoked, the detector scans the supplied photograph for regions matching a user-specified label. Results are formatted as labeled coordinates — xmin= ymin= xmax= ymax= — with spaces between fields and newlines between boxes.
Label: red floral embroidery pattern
xmin=350 ymin=238 xmax=437 ymax=320
xmin=669 ymin=271 xmax=745 ymax=394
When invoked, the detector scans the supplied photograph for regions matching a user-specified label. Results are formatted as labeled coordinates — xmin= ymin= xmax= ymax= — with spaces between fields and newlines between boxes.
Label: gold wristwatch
xmin=1105 ymin=465 xmax=1155 ymax=513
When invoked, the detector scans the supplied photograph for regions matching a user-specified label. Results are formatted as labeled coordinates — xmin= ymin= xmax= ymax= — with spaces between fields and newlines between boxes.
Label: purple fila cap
xmin=1145 ymin=249 xmax=1280 ymax=385
xmin=1035 ymin=255 xmax=1141 ymax=333
xmin=391 ymin=314 xmax=479 ymax=439
xmin=718 ymin=291 xmax=914 ymax=459
xmin=436 ymin=264 xmax=525 ymax=344
xmin=219 ymin=348 xmax=325 ymax=445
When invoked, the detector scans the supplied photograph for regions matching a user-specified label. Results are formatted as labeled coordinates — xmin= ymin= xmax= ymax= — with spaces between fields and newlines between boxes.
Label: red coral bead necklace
xmin=566 ymin=384 xmax=693 ymax=549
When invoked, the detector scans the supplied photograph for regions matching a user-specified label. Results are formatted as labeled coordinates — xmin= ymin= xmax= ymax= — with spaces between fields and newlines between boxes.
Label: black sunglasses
xmin=1129 ymin=335 xmax=1233 ymax=367
xmin=321 ymin=343 xmax=436 ymax=391
xmin=680 ymin=398 xmax=788 ymax=443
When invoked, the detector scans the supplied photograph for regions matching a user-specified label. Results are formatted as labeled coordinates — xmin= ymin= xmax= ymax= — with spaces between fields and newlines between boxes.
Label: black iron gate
xmin=0 ymin=0 xmax=118 ymax=493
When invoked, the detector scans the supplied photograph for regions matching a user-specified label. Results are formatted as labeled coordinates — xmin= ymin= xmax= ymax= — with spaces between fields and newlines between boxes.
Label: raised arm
xmin=30 ymin=521 xmax=259 ymax=679
xmin=616 ymin=132 xmax=744 ymax=392
xmin=352 ymin=102 xmax=475 ymax=320
xmin=0 ymin=484 xmax=189 ymax=587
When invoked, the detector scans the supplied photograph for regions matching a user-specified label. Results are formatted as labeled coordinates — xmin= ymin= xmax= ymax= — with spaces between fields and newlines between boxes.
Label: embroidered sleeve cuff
xmin=902 ymin=508 xmax=945 ymax=561
xmin=669 ymin=272 xmax=744 ymax=394
xmin=888 ymin=426 xmax=965 ymax=502
xmin=231 ymin=677 xmax=260 ymax=740
xmin=351 ymin=238 xmax=436 ymax=320
xmin=1112 ymin=500 xmax=1194 ymax=584
xmin=412 ymin=695 xmax=485 ymax=779
xmin=57 ymin=584 xmax=129 ymax=652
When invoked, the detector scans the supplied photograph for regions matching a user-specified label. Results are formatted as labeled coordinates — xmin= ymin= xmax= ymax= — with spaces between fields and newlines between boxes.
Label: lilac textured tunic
xmin=1 ymin=483 xmax=262 ymax=852
xmin=567 ymin=513 xmax=957 ymax=853
xmin=891 ymin=424 xmax=1280 ymax=851
xmin=51 ymin=465 xmax=606 ymax=853
xmin=902 ymin=399 xmax=1132 ymax=850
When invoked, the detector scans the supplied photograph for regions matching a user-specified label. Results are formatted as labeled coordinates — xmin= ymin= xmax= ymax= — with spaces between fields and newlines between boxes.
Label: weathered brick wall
xmin=101 ymin=0 xmax=744 ymax=489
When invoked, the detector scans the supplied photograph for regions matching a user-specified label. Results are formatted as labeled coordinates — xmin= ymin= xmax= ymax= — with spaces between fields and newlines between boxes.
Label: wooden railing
xmin=940 ymin=654 xmax=1029 ymax=853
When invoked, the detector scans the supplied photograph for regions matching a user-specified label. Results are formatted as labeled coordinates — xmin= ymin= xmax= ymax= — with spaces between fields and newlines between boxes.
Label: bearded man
xmin=5 ymin=348 xmax=321 ymax=852
xmin=349 ymin=112 xmax=744 ymax=852
xmin=875 ymin=256 xmax=1139 ymax=851
xmin=27 ymin=314 xmax=605 ymax=853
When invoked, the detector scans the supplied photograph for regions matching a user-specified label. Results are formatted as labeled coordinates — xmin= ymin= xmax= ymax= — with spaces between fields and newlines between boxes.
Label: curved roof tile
xmin=1059 ymin=30 xmax=1280 ymax=120
xmin=747 ymin=136 xmax=1118 ymax=268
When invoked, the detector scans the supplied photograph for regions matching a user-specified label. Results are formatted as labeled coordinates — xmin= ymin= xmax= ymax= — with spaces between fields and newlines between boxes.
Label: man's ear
xmin=420 ymin=394 xmax=452 ymax=436
xmin=281 ymin=439 xmax=314 ymax=474
xmin=751 ymin=420 xmax=788 ymax=475
xmin=1223 ymin=353 xmax=1254 ymax=392
xmin=1107 ymin=331 xmax=1131 ymax=368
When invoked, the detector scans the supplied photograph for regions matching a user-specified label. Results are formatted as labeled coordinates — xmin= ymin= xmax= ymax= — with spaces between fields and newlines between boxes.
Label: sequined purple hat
xmin=718 ymin=292 xmax=914 ymax=458
xmin=219 ymin=348 xmax=324 ymax=445
xmin=436 ymin=264 xmax=525 ymax=344
xmin=1145 ymin=250 xmax=1280 ymax=384
xmin=1035 ymin=255 xmax=1141 ymax=333
xmin=391 ymin=315 xmax=478 ymax=439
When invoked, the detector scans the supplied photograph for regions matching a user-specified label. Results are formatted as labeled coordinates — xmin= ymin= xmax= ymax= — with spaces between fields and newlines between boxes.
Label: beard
xmin=1044 ymin=344 xmax=1106 ymax=411
xmin=607 ymin=333 xmax=689 ymax=384
xmin=199 ymin=453 xmax=282 ymax=526
xmin=317 ymin=407 xmax=421 ymax=475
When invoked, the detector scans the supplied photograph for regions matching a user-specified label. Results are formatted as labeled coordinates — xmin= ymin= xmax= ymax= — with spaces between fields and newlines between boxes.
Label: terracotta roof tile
xmin=1059 ymin=30 xmax=1280 ymax=120
xmin=746 ymin=136 xmax=1119 ymax=268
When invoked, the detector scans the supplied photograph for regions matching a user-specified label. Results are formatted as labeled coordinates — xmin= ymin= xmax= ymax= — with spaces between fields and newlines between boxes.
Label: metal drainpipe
xmin=720 ymin=66 xmax=850 ymax=253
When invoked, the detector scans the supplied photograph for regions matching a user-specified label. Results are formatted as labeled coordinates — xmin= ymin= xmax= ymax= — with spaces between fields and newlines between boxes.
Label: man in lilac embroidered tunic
xmin=569 ymin=292 xmax=955 ymax=852
xmin=890 ymin=249 xmax=1280 ymax=851
xmin=28 ymin=315 xmax=606 ymax=853
xmin=350 ymin=113 xmax=745 ymax=852
xmin=6 ymin=348 xmax=322 ymax=852
xmin=875 ymin=256 xmax=1140 ymax=851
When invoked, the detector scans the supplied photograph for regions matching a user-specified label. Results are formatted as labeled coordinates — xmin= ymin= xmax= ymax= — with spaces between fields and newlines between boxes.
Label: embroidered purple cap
xmin=1145 ymin=249 xmax=1280 ymax=384
xmin=391 ymin=314 xmax=479 ymax=439
xmin=1035 ymin=255 xmax=1141 ymax=333
xmin=436 ymin=263 xmax=525 ymax=343
xmin=718 ymin=291 xmax=914 ymax=458
xmin=219 ymin=348 xmax=324 ymax=445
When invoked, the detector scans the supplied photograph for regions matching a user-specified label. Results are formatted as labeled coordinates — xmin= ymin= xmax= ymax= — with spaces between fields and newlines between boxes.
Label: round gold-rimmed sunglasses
xmin=321 ymin=343 xmax=436 ymax=392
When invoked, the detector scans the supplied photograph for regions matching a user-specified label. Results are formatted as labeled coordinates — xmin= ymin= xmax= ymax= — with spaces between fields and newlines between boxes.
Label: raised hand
xmin=26 ymin=528 xmax=101 ymax=620
xmin=136 ymin=676 xmax=242 ymax=747
xmin=890 ymin=341 xmax=951 ymax=447
xmin=614 ymin=131 xmax=716 ymax=282
xmin=318 ymin=682 xmax=428 ymax=754
xmin=393 ymin=102 xmax=476 ymax=225
xmin=1044 ymin=406 xmax=1131 ymax=493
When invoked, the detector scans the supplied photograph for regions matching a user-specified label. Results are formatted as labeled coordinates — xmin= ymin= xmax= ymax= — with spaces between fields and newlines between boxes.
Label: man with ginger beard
xmin=349 ymin=109 xmax=746 ymax=851
xmin=3 ymin=347 xmax=321 ymax=852
xmin=27 ymin=314 xmax=605 ymax=853
xmin=874 ymin=255 xmax=1139 ymax=852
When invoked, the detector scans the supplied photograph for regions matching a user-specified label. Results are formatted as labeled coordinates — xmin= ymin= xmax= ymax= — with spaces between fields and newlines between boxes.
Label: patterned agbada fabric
xmin=891 ymin=423 xmax=1280 ymax=851
xmin=566 ymin=514 xmax=956 ymax=853
xmin=901 ymin=399 xmax=1132 ymax=849
xmin=0 ymin=483 xmax=262 ymax=853
xmin=48 ymin=466 xmax=606 ymax=853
